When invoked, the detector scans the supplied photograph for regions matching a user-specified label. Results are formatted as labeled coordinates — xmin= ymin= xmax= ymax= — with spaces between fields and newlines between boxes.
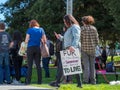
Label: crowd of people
xmin=0 ymin=14 xmax=101 ymax=88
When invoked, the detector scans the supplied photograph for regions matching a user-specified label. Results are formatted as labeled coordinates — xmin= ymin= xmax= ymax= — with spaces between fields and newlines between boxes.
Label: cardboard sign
xmin=60 ymin=48 xmax=82 ymax=76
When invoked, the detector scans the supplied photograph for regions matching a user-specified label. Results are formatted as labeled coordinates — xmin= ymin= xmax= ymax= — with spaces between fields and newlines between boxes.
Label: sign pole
xmin=66 ymin=0 xmax=73 ymax=15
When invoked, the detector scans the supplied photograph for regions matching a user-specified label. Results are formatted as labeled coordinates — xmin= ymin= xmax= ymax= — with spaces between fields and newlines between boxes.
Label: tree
xmin=0 ymin=0 xmax=36 ymax=36
xmin=27 ymin=0 xmax=66 ymax=40
xmin=0 ymin=0 xmax=120 ymax=43
xmin=98 ymin=0 xmax=120 ymax=42
xmin=73 ymin=0 xmax=116 ymax=46
xmin=0 ymin=0 xmax=66 ymax=40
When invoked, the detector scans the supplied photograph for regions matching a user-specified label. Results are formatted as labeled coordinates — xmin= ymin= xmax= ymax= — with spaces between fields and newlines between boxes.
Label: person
xmin=0 ymin=22 xmax=13 ymax=84
xmin=81 ymin=15 xmax=99 ymax=84
xmin=10 ymin=30 xmax=23 ymax=84
xmin=56 ymin=26 xmax=72 ymax=84
xmin=50 ymin=14 xmax=82 ymax=88
xmin=42 ymin=36 xmax=53 ymax=78
xmin=25 ymin=19 xmax=46 ymax=84
xmin=101 ymin=47 xmax=107 ymax=69
xmin=95 ymin=45 xmax=102 ymax=70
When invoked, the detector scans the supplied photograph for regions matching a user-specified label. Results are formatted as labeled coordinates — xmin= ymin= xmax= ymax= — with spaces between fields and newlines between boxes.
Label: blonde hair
xmin=29 ymin=19 xmax=40 ymax=28
xmin=82 ymin=15 xmax=95 ymax=25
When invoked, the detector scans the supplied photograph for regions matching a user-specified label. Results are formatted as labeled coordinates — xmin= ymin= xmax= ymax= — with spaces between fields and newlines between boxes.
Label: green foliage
xmin=0 ymin=0 xmax=65 ymax=40
xmin=98 ymin=0 xmax=120 ymax=42
xmin=0 ymin=0 xmax=120 ymax=43
xmin=74 ymin=0 xmax=117 ymax=46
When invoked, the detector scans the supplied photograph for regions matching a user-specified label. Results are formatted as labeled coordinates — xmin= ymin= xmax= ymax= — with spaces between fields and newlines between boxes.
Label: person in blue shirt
xmin=42 ymin=35 xmax=53 ymax=78
xmin=25 ymin=19 xmax=46 ymax=84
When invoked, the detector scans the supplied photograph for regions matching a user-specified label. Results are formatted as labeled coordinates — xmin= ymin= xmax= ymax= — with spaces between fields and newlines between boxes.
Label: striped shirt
xmin=81 ymin=25 xmax=99 ymax=54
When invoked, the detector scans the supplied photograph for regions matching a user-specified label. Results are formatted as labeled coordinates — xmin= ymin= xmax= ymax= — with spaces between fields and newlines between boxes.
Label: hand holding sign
xmin=68 ymin=46 xmax=75 ymax=52
xmin=60 ymin=48 xmax=82 ymax=76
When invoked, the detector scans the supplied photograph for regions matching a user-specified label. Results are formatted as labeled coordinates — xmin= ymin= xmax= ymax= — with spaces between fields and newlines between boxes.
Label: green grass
xmin=21 ymin=67 xmax=120 ymax=90
xmin=107 ymin=56 xmax=120 ymax=62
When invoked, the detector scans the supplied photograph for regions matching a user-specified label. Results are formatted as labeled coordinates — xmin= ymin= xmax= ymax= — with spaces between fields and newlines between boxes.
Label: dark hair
xmin=12 ymin=30 xmax=22 ymax=42
xmin=63 ymin=14 xmax=79 ymax=27
xmin=0 ymin=22 xmax=5 ymax=30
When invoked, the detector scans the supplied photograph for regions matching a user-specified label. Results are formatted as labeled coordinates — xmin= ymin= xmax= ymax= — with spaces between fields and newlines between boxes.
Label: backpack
xmin=106 ymin=62 xmax=114 ymax=72
xmin=49 ymin=41 xmax=54 ymax=55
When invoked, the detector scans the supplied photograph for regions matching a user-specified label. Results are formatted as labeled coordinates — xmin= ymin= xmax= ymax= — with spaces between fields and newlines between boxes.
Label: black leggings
xmin=12 ymin=56 xmax=23 ymax=81
xmin=26 ymin=46 xmax=42 ymax=84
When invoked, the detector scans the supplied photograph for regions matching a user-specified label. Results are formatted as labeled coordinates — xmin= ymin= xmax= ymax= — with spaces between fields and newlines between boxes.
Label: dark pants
xmin=42 ymin=57 xmax=50 ymax=77
xmin=56 ymin=52 xmax=82 ymax=86
xmin=102 ymin=57 xmax=107 ymax=68
xmin=55 ymin=52 xmax=63 ymax=83
xmin=26 ymin=46 xmax=42 ymax=84
xmin=12 ymin=56 xmax=23 ymax=81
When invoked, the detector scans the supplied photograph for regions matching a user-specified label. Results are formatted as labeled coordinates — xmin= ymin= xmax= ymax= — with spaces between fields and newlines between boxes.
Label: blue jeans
xmin=0 ymin=52 xmax=11 ymax=84
xmin=42 ymin=57 xmax=50 ymax=77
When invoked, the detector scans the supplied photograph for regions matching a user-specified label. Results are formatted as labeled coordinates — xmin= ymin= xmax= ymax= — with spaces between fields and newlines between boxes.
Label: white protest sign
xmin=60 ymin=48 xmax=82 ymax=76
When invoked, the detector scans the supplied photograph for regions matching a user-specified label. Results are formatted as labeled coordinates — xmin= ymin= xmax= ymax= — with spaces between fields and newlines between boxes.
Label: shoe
xmin=45 ymin=76 xmax=50 ymax=78
xmin=77 ymin=85 xmax=82 ymax=88
xmin=49 ymin=81 xmax=60 ymax=87
xmin=83 ymin=82 xmax=89 ymax=84
xmin=68 ymin=81 xmax=73 ymax=84
xmin=12 ymin=79 xmax=22 ymax=85
xmin=4 ymin=80 xmax=11 ymax=84
xmin=38 ymin=82 xmax=42 ymax=84
xmin=7 ymin=82 xmax=11 ymax=84
xmin=91 ymin=82 xmax=96 ymax=85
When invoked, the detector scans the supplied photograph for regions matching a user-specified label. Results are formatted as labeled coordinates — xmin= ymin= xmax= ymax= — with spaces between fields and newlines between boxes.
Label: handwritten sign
xmin=60 ymin=48 xmax=82 ymax=76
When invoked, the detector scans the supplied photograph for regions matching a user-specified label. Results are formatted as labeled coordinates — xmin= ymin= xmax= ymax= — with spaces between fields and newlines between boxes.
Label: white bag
xmin=60 ymin=48 xmax=82 ymax=76
xmin=18 ymin=42 xmax=27 ymax=56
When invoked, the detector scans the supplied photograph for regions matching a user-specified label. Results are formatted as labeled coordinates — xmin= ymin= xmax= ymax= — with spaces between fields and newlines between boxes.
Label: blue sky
xmin=0 ymin=0 xmax=7 ymax=20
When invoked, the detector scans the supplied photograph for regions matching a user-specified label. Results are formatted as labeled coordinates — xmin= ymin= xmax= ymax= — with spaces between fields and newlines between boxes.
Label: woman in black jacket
xmin=10 ymin=30 xmax=23 ymax=84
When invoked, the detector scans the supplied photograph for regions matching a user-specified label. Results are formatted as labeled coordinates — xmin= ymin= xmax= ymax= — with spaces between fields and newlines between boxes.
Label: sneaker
xmin=4 ymin=80 xmax=11 ymax=84
xmin=12 ymin=79 xmax=22 ymax=85
xmin=49 ymin=81 xmax=60 ymax=87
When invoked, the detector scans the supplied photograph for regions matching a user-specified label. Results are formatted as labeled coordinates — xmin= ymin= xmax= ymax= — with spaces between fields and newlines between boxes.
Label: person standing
xmin=10 ymin=30 xmax=23 ymax=84
xmin=50 ymin=14 xmax=82 ymax=88
xmin=42 ymin=36 xmax=53 ymax=78
xmin=101 ymin=47 xmax=107 ymax=69
xmin=25 ymin=19 xmax=46 ymax=84
xmin=81 ymin=15 xmax=99 ymax=84
xmin=55 ymin=26 xmax=72 ymax=83
xmin=0 ymin=22 xmax=13 ymax=84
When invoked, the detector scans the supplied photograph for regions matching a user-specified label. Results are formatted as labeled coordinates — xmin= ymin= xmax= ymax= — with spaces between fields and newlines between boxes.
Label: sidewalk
xmin=0 ymin=84 xmax=52 ymax=90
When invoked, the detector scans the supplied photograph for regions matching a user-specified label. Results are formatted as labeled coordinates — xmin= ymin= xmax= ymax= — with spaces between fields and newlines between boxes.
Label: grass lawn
xmin=21 ymin=67 xmax=120 ymax=90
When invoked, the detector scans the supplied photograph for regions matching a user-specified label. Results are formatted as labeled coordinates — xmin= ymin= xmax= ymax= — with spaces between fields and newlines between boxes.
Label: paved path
xmin=0 ymin=84 xmax=52 ymax=90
